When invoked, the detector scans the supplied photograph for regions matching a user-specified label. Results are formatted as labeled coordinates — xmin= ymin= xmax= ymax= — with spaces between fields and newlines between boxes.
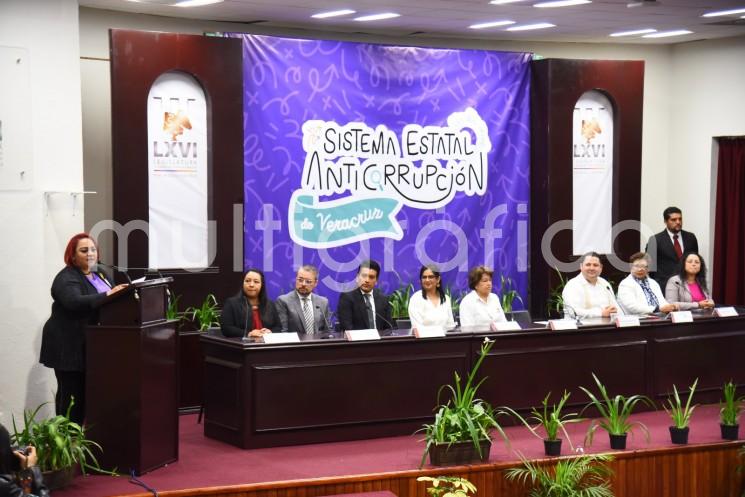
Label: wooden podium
xmin=86 ymin=277 xmax=179 ymax=475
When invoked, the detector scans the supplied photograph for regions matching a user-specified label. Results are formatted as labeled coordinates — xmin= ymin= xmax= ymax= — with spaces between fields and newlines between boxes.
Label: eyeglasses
xmin=296 ymin=277 xmax=316 ymax=285
xmin=631 ymin=264 xmax=649 ymax=270
xmin=421 ymin=275 xmax=438 ymax=280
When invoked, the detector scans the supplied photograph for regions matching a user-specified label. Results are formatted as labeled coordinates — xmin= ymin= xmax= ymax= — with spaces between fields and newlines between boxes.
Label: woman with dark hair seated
xmin=665 ymin=252 xmax=715 ymax=310
xmin=407 ymin=265 xmax=455 ymax=331
xmin=220 ymin=268 xmax=281 ymax=338
xmin=0 ymin=424 xmax=49 ymax=497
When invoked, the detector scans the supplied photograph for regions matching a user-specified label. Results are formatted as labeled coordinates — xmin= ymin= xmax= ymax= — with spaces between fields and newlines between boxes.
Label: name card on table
xmin=262 ymin=332 xmax=300 ymax=344
xmin=414 ymin=326 xmax=446 ymax=338
xmin=670 ymin=311 xmax=693 ymax=323
xmin=344 ymin=329 xmax=381 ymax=341
xmin=615 ymin=315 xmax=640 ymax=328
xmin=491 ymin=320 xmax=522 ymax=331
xmin=714 ymin=306 xmax=739 ymax=317
xmin=549 ymin=319 xmax=578 ymax=331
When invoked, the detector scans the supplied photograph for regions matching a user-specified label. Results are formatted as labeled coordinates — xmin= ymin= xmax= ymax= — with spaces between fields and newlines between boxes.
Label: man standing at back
xmin=276 ymin=265 xmax=330 ymax=334
xmin=337 ymin=260 xmax=394 ymax=331
xmin=646 ymin=207 xmax=699 ymax=289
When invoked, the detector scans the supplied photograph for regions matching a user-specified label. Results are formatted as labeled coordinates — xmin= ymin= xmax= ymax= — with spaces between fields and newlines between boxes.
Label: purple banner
xmin=232 ymin=34 xmax=531 ymax=308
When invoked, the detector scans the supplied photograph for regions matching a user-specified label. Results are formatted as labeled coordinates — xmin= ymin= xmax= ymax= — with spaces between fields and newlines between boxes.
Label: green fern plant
xmin=721 ymin=380 xmax=745 ymax=426
xmin=505 ymin=454 xmax=615 ymax=497
xmin=185 ymin=293 xmax=220 ymax=331
xmin=166 ymin=293 xmax=182 ymax=321
xmin=497 ymin=274 xmax=524 ymax=313
xmin=664 ymin=378 xmax=698 ymax=429
xmin=546 ymin=266 xmax=569 ymax=318
xmin=388 ymin=283 xmax=414 ymax=319
xmin=11 ymin=400 xmax=106 ymax=474
xmin=418 ymin=476 xmax=477 ymax=497
xmin=503 ymin=391 xmax=583 ymax=445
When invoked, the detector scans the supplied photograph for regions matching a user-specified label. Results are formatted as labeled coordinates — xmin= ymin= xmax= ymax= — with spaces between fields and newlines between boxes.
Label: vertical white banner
xmin=147 ymin=72 xmax=209 ymax=269
xmin=572 ymin=91 xmax=614 ymax=255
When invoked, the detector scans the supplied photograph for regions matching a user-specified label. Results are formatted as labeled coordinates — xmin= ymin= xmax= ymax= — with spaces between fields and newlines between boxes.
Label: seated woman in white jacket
xmin=458 ymin=265 xmax=507 ymax=327
xmin=617 ymin=252 xmax=678 ymax=315
xmin=407 ymin=265 xmax=456 ymax=331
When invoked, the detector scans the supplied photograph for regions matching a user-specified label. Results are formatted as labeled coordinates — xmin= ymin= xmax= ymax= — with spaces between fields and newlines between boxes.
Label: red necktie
xmin=673 ymin=234 xmax=683 ymax=260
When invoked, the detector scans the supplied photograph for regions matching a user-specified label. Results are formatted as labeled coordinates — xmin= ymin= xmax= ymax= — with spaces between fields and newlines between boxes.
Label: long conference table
xmin=200 ymin=310 xmax=745 ymax=449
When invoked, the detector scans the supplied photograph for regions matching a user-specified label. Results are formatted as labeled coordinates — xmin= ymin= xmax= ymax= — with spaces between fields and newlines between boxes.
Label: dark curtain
xmin=713 ymin=137 xmax=745 ymax=305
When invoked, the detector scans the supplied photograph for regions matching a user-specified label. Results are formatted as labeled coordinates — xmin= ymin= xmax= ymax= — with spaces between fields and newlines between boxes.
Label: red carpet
xmin=53 ymin=404 xmax=735 ymax=497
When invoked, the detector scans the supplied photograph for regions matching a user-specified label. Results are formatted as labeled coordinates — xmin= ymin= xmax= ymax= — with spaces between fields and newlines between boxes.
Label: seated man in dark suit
xmin=645 ymin=206 xmax=699 ymax=289
xmin=275 ymin=265 xmax=330 ymax=335
xmin=337 ymin=260 xmax=394 ymax=331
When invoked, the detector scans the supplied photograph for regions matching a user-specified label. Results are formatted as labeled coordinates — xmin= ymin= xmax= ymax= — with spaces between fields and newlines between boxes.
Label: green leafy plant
xmin=546 ymin=267 xmax=569 ymax=318
xmin=11 ymin=400 xmax=105 ymax=475
xmin=505 ymin=454 xmax=615 ymax=497
xmin=497 ymin=274 xmax=524 ymax=313
xmin=721 ymin=380 xmax=745 ymax=426
xmin=166 ymin=293 xmax=182 ymax=321
xmin=185 ymin=293 xmax=220 ymax=331
xmin=444 ymin=285 xmax=468 ymax=318
xmin=417 ymin=476 xmax=477 ymax=497
xmin=664 ymin=378 xmax=699 ymax=428
xmin=388 ymin=283 xmax=414 ymax=319
xmin=503 ymin=391 xmax=583 ymax=446
xmin=418 ymin=338 xmax=509 ymax=467
xmin=580 ymin=373 xmax=654 ymax=445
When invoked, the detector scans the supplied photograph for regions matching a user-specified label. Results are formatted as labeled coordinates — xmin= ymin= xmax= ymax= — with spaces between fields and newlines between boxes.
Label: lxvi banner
xmin=232 ymin=33 xmax=531 ymax=302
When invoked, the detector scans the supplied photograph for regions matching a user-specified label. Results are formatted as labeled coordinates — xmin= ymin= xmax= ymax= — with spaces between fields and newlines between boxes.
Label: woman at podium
xmin=221 ymin=268 xmax=281 ymax=338
xmin=39 ymin=233 xmax=128 ymax=425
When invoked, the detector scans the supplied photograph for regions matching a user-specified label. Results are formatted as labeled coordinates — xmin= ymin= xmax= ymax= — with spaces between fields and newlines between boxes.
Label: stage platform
xmin=54 ymin=405 xmax=743 ymax=497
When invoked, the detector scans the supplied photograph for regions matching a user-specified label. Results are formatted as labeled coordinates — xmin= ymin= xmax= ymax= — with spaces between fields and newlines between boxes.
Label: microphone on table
xmin=318 ymin=307 xmax=337 ymax=339
xmin=375 ymin=311 xmax=397 ymax=335
xmin=563 ymin=303 xmax=583 ymax=326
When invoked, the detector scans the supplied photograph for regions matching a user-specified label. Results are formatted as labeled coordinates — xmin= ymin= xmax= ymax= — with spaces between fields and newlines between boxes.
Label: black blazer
xmin=646 ymin=229 xmax=699 ymax=289
xmin=39 ymin=265 xmax=111 ymax=372
xmin=220 ymin=292 xmax=282 ymax=337
xmin=337 ymin=288 xmax=394 ymax=331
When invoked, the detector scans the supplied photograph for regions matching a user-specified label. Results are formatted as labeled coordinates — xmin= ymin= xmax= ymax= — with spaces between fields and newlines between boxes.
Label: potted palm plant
xmin=185 ymin=293 xmax=220 ymax=331
xmin=545 ymin=267 xmax=568 ymax=318
xmin=419 ymin=338 xmax=509 ymax=467
xmin=497 ymin=274 xmax=524 ymax=315
xmin=11 ymin=400 xmax=107 ymax=489
xmin=503 ymin=391 xmax=583 ymax=456
xmin=663 ymin=378 xmax=698 ymax=444
xmin=388 ymin=282 xmax=414 ymax=327
xmin=505 ymin=454 xmax=615 ymax=497
xmin=580 ymin=373 xmax=654 ymax=450
xmin=720 ymin=380 xmax=744 ymax=440
xmin=417 ymin=476 xmax=477 ymax=497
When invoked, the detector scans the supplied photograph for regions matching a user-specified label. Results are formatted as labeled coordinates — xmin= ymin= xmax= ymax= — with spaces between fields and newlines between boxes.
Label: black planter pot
xmin=42 ymin=466 xmax=75 ymax=490
xmin=721 ymin=423 xmax=739 ymax=441
xmin=609 ymin=433 xmax=627 ymax=450
xmin=669 ymin=426 xmax=689 ymax=444
xmin=544 ymin=438 xmax=562 ymax=456
xmin=428 ymin=439 xmax=491 ymax=466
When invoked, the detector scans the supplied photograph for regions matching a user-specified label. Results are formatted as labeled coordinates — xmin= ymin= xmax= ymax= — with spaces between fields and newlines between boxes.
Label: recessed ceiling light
xmin=507 ymin=22 xmax=556 ymax=31
xmin=354 ymin=13 xmax=400 ymax=22
xmin=642 ymin=29 xmax=693 ymax=38
xmin=702 ymin=7 xmax=745 ymax=17
xmin=609 ymin=28 xmax=657 ymax=37
xmin=469 ymin=20 xmax=516 ymax=29
xmin=312 ymin=9 xmax=356 ymax=19
xmin=490 ymin=0 xmax=527 ymax=4
xmin=173 ymin=0 xmax=223 ymax=6
xmin=534 ymin=0 xmax=591 ymax=7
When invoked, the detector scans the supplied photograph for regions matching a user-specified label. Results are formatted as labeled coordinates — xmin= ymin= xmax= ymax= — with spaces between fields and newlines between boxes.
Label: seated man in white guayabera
xmin=562 ymin=252 xmax=622 ymax=319
xmin=617 ymin=252 xmax=678 ymax=316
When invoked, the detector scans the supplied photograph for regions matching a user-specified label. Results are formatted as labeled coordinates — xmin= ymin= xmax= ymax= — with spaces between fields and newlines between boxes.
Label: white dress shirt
xmin=408 ymin=291 xmax=456 ymax=330
xmin=617 ymin=274 xmax=670 ymax=315
xmin=458 ymin=290 xmax=506 ymax=327
xmin=562 ymin=274 xmax=622 ymax=318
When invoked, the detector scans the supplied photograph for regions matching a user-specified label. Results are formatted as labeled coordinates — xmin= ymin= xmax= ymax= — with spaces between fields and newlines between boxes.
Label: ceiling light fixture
xmin=354 ymin=13 xmax=400 ymax=22
xmin=642 ymin=29 xmax=693 ymax=38
xmin=702 ymin=7 xmax=745 ymax=17
xmin=173 ymin=0 xmax=223 ymax=7
xmin=469 ymin=20 xmax=516 ymax=29
xmin=609 ymin=28 xmax=657 ymax=37
xmin=507 ymin=22 xmax=556 ymax=30
xmin=534 ymin=0 xmax=591 ymax=7
xmin=311 ymin=9 xmax=356 ymax=19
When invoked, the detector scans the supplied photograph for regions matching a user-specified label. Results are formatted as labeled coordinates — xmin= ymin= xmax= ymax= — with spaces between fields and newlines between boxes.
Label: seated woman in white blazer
xmin=617 ymin=252 xmax=678 ymax=315
xmin=665 ymin=252 xmax=715 ymax=311
xmin=407 ymin=265 xmax=456 ymax=331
